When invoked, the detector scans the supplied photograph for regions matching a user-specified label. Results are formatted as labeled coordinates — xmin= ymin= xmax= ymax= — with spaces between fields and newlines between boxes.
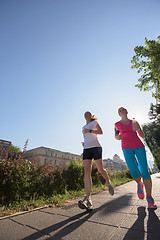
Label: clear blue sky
xmin=1 ymin=0 xmax=160 ymax=165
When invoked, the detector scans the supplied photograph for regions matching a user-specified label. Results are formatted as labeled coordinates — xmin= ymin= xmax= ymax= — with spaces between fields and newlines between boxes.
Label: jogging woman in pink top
xmin=115 ymin=107 xmax=157 ymax=209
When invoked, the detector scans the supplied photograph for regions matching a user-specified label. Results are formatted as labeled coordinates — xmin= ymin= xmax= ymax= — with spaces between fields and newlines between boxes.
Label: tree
xmin=131 ymin=36 xmax=160 ymax=100
xmin=8 ymin=144 xmax=22 ymax=159
xmin=142 ymin=102 xmax=160 ymax=169
xmin=131 ymin=36 xmax=160 ymax=168
xmin=149 ymin=103 xmax=160 ymax=121
xmin=142 ymin=122 xmax=160 ymax=168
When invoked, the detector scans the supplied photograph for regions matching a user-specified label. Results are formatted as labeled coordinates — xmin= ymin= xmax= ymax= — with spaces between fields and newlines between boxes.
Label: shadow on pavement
xmin=21 ymin=195 xmax=132 ymax=240
xmin=123 ymin=207 xmax=160 ymax=240
xmin=123 ymin=207 xmax=146 ymax=240
xmin=147 ymin=208 xmax=160 ymax=240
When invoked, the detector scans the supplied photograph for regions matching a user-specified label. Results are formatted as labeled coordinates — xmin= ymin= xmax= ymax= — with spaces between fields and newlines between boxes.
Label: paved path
xmin=0 ymin=173 xmax=160 ymax=240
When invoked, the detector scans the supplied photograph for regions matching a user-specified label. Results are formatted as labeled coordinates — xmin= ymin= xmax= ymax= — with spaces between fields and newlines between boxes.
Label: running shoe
xmin=108 ymin=183 xmax=114 ymax=195
xmin=137 ymin=183 xmax=144 ymax=200
xmin=78 ymin=196 xmax=93 ymax=210
xmin=146 ymin=196 xmax=157 ymax=209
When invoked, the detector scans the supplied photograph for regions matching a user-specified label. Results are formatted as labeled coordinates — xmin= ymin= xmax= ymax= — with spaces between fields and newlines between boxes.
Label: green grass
xmin=111 ymin=176 xmax=132 ymax=186
xmin=0 ymin=176 xmax=132 ymax=218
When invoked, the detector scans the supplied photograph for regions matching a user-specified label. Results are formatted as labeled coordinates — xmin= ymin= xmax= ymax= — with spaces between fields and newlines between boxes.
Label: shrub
xmin=113 ymin=170 xmax=124 ymax=179
xmin=63 ymin=160 xmax=84 ymax=191
xmin=91 ymin=163 xmax=106 ymax=185
xmin=106 ymin=168 xmax=114 ymax=178
xmin=49 ymin=166 xmax=66 ymax=195
xmin=0 ymin=142 xmax=132 ymax=207
xmin=123 ymin=169 xmax=132 ymax=179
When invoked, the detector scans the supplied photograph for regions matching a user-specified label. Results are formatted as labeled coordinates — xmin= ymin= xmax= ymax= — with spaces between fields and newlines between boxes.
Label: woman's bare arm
xmin=84 ymin=124 xmax=103 ymax=134
xmin=133 ymin=121 xmax=145 ymax=138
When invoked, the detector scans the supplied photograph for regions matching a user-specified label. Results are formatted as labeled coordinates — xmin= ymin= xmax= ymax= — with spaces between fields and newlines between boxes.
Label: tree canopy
xmin=131 ymin=36 xmax=160 ymax=99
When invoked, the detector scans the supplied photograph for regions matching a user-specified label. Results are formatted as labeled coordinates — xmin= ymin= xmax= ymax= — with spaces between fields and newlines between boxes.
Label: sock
xmin=147 ymin=195 xmax=152 ymax=198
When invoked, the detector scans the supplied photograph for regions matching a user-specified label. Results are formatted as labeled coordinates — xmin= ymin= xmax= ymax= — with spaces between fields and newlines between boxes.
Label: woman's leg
xmin=123 ymin=148 xmax=145 ymax=199
xmin=78 ymin=159 xmax=93 ymax=210
xmin=135 ymin=148 xmax=157 ymax=208
xmin=123 ymin=148 xmax=141 ymax=180
xmin=143 ymin=179 xmax=152 ymax=196
xmin=135 ymin=147 xmax=152 ymax=196
xmin=95 ymin=158 xmax=114 ymax=195
xmin=83 ymin=159 xmax=92 ymax=199
xmin=133 ymin=176 xmax=142 ymax=185
xmin=94 ymin=158 xmax=110 ymax=184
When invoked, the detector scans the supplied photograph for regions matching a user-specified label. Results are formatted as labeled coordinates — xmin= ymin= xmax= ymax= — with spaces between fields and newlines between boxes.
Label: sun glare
xmin=129 ymin=112 xmax=150 ymax=125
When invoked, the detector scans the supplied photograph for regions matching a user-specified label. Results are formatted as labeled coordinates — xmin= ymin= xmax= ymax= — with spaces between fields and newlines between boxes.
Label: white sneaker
xmin=108 ymin=184 xmax=114 ymax=195
xmin=78 ymin=196 xmax=93 ymax=210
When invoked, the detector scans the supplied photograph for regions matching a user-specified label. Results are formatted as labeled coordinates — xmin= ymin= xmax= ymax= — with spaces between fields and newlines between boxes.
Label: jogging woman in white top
xmin=78 ymin=111 xmax=114 ymax=211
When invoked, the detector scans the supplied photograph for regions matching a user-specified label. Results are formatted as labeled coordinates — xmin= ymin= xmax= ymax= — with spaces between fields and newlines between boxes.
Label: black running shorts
xmin=83 ymin=147 xmax=102 ymax=160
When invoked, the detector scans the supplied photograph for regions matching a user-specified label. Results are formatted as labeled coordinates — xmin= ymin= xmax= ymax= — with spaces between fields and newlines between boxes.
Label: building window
xmin=55 ymin=160 xmax=56 ymax=164
xmin=62 ymin=155 xmax=63 ymax=158
xmin=2 ymin=146 xmax=7 ymax=151
xmin=44 ymin=159 xmax=47 ymax=164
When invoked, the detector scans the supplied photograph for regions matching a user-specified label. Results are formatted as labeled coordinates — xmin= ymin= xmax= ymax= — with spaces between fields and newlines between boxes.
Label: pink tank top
xmin=115 ymin=120 xmax=144 ymax=149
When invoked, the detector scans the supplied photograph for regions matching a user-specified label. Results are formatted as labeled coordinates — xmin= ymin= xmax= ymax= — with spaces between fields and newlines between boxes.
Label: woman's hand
xmin=115 ymin=134 xmax=122 ymax=140
xmin=84 ymin=128 xmax=90 ymax=133
xmin=84 ymin=124 xmax=103 ymax=134
xmin=133 ymin=121 xmax=145 ymax=138
xmin=132 ymin=121 xmax=140 ymax=131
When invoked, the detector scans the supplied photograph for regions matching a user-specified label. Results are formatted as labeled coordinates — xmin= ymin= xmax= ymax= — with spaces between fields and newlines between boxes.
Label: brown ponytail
xmin=91 ymin=113 xmax=98 ymax=121
xmin=84 ymin=111 xmax=98 ymax=121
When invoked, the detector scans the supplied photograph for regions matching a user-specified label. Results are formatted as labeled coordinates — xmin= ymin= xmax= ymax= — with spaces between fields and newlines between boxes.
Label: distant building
xmin=0 ymin=139 xmax=11 ymax=160
xmin=24 ymin=146 xmax=82 ymax=166
xmin=103 ymin=154 xmax=127 ymax=172
xmin=113 ymin=154 xmax=127 ymax=166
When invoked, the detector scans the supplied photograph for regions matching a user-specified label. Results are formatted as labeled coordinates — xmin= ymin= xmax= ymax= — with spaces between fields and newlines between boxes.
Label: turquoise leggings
xmin=122 ymin=147 xmax=151 ymax=180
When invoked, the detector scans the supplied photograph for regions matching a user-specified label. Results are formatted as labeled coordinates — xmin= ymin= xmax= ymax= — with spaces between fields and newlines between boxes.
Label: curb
xmin=0 ymin=205 xmax=48 ymax=220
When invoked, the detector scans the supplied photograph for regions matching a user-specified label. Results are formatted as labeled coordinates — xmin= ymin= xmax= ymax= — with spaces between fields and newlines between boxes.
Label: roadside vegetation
xmin=0 ymin=145 xmax=132 ymax=217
